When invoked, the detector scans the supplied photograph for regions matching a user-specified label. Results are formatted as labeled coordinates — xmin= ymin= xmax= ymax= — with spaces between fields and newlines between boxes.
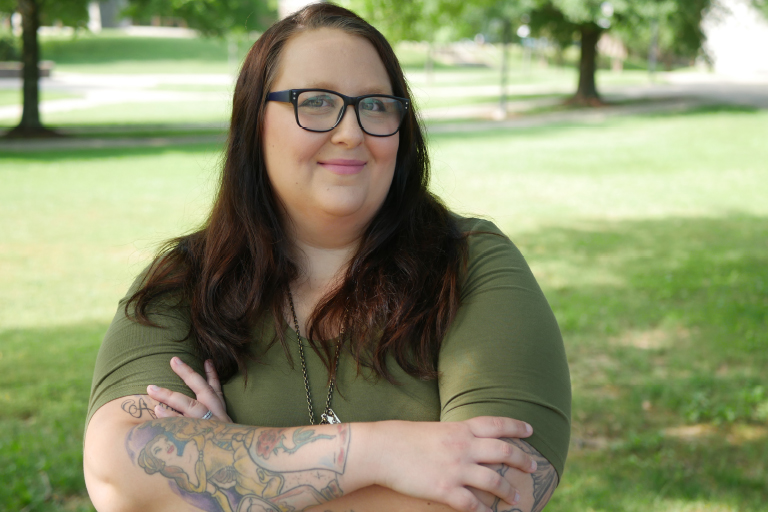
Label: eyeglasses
xmin=266 ymin=89 xmax=410 ymax=137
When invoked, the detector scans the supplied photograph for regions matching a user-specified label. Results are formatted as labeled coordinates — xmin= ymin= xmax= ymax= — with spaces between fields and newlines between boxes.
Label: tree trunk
xmin=569 ymin=24 xmax=603 ymax=107
xmin=5 ymin=0 xmax=58 ymax=138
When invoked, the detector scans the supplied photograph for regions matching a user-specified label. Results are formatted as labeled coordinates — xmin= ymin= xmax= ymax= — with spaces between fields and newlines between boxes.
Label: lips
xmin=167 ymin=445 xmax=174 ymax=454
xmin=318 ymin=159 xmax=366 ymax=175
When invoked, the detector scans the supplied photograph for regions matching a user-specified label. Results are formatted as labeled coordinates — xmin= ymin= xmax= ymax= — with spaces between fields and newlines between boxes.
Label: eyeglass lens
xmin=296 ymin=91 xmax=405 ymax=136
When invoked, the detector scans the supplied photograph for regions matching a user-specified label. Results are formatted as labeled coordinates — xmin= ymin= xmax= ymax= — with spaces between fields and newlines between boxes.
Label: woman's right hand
xmin=148 ymin=358 xmax=536 ymax=512
xmin=364 ymin=416 xmax=537 ymax=512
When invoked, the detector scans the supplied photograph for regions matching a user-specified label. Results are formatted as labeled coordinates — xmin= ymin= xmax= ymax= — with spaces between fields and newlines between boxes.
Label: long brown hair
xmin=127 ymin=3 xmax=467 ymax=383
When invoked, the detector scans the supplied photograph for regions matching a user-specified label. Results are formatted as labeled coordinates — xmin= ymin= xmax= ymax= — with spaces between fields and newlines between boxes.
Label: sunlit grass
xmin=0 ymin=90 xmax=82 ymax=107
xmin=1 ymin=107 xmax=766 ymax=510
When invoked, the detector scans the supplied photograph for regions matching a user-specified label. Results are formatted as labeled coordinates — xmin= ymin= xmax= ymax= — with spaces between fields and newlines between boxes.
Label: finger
xmin=147 ymin=384 xmax=210 ymax=419
xmin=463 ymin=466 xmax=519 ymax=509
xmin=154 ymin=404 xmax=182 ymax=418
xmin=170 ymin=357 xmax=228 ymax=418
xmin=465 ymin=416 xmax=532 ymax=439
xmin=472 ymin=438 xmax=536 ymax=473
xmin=445 ymin=487 xmax=491 ymax=512
xmin=205 ymin=360 xmax=224 ymax=400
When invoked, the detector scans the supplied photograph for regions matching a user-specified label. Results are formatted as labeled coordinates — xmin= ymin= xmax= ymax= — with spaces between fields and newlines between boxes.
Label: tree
xmin=0 ymin=0 xmax=90 ymax=137
xmin=122 ymin=0 xmax=274 ymax=36
xmin=343 ymin=0 xmax=466 ymax=83
xmin=0 ymin=0 xmax=275 ymax=138
xmin=529 ymin=0 xmax=714 ymax=105
xmin=345 ymin=0 xmax=534 ymax=113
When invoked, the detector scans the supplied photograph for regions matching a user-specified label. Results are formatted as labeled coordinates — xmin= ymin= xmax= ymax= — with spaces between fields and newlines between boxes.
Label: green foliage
xmin=754 ymin=0 xmax=768 ymax=17
xmin=0 ymin=0 xmax=91 ymax=27
xmin=122 ymin=0 xmax=277 ymax=36
xmin=530 ymin=0 xmax=712 ymax=60
xmin=342 ymin=0 xmax=467 ymax=42
xmin=0 ymin=32 xmax=19 ymax=60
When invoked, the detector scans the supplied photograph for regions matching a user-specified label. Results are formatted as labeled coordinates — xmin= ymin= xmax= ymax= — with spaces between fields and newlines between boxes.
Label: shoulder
xmin=452 ymin=214 xmax=505 ymax=236
xmin=449 ymin=215 xmax=531 ymax=298
xmin=452 ymin=214 xmax=521 ymax=259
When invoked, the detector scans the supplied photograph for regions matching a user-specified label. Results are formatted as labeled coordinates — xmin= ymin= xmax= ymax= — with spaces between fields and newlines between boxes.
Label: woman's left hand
xmin=146 ymin=357 xmax=233 ymax=423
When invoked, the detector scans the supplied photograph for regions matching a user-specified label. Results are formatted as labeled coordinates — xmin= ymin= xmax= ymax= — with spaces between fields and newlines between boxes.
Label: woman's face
xmin=151 ymin=434 xmax=181 ymax=466
xmin=262 ymin=28 xmax=399 ymax=241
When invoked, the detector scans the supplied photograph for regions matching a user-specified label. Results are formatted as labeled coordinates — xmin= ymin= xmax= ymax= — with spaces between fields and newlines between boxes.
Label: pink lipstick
xmin=319 ymin=159 xmax=366 ymax=175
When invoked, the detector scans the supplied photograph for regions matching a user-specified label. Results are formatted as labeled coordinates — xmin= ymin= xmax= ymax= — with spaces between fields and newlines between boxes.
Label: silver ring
xmin=201 ymin=410 xmax=213 ymax=420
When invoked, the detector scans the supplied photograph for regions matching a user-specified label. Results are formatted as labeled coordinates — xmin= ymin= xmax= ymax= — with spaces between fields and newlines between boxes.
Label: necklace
xmin=287 ymin=289 xmax=342 ymax=425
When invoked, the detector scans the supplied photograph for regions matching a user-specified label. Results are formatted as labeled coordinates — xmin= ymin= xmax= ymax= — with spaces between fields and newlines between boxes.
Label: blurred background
xmin=1 ymin=0 xmax=766 ymax=510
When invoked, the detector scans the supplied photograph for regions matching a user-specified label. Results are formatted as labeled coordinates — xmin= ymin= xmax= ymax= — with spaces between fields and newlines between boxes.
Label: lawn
xmin=0 ymin=33 xmax=658 ymax=130
xmin=2 ymin=103 xmax=766 ymax=511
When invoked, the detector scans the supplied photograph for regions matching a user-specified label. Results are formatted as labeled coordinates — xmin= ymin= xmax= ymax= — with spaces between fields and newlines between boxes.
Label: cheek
xmin=373 ymin=137 xmax=399 ymax=178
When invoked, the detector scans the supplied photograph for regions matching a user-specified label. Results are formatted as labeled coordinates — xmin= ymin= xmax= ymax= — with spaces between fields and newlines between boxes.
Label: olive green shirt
xmin=87 ymin=217 xmax=571 ymax=478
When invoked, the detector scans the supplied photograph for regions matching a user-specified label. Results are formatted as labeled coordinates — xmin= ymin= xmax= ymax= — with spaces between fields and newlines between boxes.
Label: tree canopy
xmin=0 ymin=0 xmax=90 ymax=28
xmin=346 ymin=0 xmax=714 ymax=105
xmin=122 ymin=0 xmax=275 ymax=36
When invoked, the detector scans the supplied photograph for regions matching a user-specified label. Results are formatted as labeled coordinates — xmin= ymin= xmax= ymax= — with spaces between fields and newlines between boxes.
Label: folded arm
xmin=84 ymin=394 xmax=546 ymax=512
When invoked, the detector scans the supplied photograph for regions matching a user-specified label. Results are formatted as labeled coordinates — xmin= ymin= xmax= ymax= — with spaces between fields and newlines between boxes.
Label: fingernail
xmin=525 ymin=423 xmax=532 ymax=434
xmin=148 ymin=385 xmax=159 ymax=392
xmin=530 ymin=459 xmax=538 ymax=472
xmin=205 ymin=360 xmax=212 ymax=370
xmin=514 ymin=491 xmax=520 ymax=504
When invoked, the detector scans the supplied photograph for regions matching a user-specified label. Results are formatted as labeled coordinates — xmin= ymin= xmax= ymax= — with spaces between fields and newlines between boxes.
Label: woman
xmin=84 ymin=4 xmax=570 ymax=512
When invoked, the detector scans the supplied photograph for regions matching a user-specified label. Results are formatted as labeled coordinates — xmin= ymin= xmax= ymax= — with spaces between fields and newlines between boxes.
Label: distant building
xmin=99 ymin=0 xmax=131 ymax=29
xmin=702 ymin=0 xmax=768 ymax=76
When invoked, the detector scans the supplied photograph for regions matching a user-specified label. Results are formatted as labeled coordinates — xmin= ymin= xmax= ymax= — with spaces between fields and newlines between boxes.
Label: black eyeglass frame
xmin=266 ymin=88 xmax=410 ymax=137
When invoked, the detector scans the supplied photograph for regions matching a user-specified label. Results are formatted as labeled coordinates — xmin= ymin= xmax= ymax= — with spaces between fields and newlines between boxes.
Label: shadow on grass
xmin=516 ymin=215 xmax=768 ymax=511
xmin=2 ymin=215 xmax=766 ymax=511
xmin=0 ymin=140 xmax=224 ymax=163
xmin=429 ymin=103 xmax=766 ymax=140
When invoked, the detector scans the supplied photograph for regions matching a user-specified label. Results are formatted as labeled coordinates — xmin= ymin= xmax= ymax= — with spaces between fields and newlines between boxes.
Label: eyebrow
xmin=302 ymin=82 xmax=392 ymax=95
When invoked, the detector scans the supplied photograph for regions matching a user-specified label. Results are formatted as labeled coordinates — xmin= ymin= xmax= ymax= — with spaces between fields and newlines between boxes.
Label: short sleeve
xmin=85 ymin=271 xmax=204 ymax=429
xmin=439 ymin=218 xmax=571 ymax=479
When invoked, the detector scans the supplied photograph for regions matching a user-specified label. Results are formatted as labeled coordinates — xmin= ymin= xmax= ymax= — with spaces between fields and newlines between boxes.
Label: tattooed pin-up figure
xmin=84 ymin=4 xmax=571 ymax=512
xmin=131 ymin=421 xmax=343 ymax=512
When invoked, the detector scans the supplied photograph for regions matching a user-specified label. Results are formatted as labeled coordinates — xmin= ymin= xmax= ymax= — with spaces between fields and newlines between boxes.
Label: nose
xmin=330 ymin=103 xmax=365 ymax=147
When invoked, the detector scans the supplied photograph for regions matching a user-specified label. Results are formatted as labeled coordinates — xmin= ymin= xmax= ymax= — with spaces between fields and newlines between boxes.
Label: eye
xmin=300 ymin=95 xmax=336 ymax=108
xmin=361 ymin=98 xmax=386 ymax=112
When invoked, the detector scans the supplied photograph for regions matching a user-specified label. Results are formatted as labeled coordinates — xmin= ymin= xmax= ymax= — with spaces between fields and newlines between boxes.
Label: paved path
xmin=1 ymin=71 xmax=766 ymax=151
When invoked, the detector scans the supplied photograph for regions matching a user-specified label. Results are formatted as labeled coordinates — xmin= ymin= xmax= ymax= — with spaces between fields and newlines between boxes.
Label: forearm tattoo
xmin=488 ymin=439 xmax=559 ymax=512
xmin=125 ymin=417 xmax=350 ymax=512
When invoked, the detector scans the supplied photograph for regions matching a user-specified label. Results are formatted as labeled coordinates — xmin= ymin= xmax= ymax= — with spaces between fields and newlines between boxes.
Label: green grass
xmin=2 ymin=105 xmax=767 ymax=511
xmin=0 ymin=90 xmax=82 ymax=107
xmin=39 ymin=30 xmax=247 ymax=75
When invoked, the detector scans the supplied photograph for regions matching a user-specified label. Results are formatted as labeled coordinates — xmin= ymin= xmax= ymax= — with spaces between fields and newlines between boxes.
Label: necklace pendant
xmin=320 ymin=408 xmax=341 ymax=424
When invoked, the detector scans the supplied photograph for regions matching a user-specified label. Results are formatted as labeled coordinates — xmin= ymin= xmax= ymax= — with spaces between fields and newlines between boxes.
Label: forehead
xmin=273 ymin=28 xmax=393 ymax=95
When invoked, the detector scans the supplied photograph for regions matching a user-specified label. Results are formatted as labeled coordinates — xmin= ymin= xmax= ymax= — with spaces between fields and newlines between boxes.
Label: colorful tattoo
xmin=126 ymin=418 xmax=350 ymax=512
xmin=488 ymin=439 xmax=558 ymax=512
xmin=255 ymin=427 xmax=335 ymax=460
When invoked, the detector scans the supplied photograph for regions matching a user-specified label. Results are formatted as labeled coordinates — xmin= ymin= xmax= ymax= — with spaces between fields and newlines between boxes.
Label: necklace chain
xmin=287 ymin=289 xmax=342 ymax=425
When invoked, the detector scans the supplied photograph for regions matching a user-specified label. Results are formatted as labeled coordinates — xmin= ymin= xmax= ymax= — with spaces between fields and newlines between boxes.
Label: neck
xmin=284 ymin=215 xmax=363 ymax=335
xmin=284 ymin=210 xmax=367 ymax=286
xmin=291 ymin=233 xmax=358 ymax=292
